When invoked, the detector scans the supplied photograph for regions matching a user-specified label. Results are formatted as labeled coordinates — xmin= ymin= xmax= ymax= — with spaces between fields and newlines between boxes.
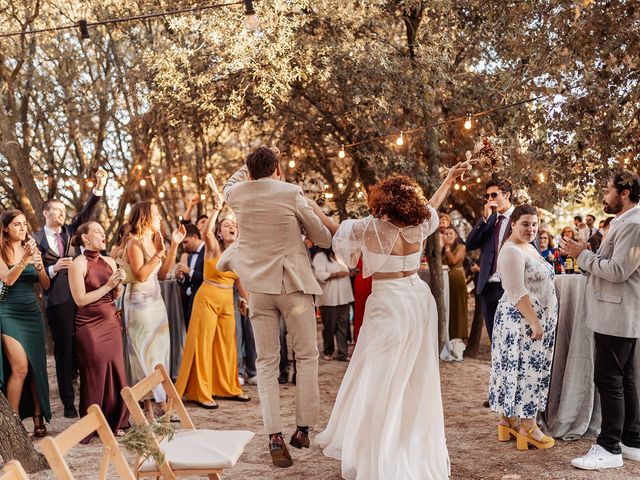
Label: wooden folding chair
xmin=40 ymin=404 xmax=135 ymax=480
xmin=0 ymin=460 xmax=29 ymax=480
xmin=120 ymin=364 xmax=254 ymax=480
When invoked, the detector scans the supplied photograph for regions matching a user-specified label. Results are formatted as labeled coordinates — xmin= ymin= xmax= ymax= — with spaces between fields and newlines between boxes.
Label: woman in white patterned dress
xmin=124 ymin=201 xmax=185 ymax=420
xmin=489 ymin=204 xmax=558 ymax=450
xmin=315 ymin=163 xmax=467 ymax=480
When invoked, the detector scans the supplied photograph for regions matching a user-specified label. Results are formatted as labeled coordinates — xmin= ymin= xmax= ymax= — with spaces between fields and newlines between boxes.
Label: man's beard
xmin=604 ymin=197 xmax=623 ymax=214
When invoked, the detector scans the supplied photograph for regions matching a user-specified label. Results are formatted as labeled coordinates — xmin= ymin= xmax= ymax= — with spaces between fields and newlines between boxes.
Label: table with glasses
xmin=542 ymin=273 xmax=640 ymax=439
xmin=159 ymin=280 xmax=187 ymax=380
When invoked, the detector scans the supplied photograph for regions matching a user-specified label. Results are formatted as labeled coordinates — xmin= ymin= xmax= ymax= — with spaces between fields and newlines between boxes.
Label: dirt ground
xmin=24 ymin=325 xmax=640 ymax=480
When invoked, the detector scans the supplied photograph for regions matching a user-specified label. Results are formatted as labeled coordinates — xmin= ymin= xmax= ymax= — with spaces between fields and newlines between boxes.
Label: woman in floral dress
xmin=488 ymin=204 xmax=558 ymax=450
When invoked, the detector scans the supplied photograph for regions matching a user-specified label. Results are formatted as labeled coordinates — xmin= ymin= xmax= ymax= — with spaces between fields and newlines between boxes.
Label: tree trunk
xmin=466 ymin=292 xmax=484 ymax=356
xmin=0 ymin=392 xmax=48 ymax=473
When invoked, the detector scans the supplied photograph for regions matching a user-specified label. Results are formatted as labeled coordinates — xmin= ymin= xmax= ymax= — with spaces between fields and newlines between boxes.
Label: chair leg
xmin=208 ymin=474 xmax=221 ymax=480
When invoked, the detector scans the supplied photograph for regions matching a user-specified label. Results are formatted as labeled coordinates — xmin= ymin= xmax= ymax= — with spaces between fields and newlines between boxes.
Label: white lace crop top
xmin=368 ymin=251 xmax=423 ymax=273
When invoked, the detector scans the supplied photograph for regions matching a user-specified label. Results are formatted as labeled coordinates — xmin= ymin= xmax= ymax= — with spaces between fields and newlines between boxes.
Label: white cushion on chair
xmin=139 ymin=429 xmax=254 ymax=472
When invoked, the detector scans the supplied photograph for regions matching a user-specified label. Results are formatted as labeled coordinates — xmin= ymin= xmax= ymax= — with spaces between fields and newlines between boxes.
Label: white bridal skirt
xmin=315 ymin=274 xmax=450 ymax=480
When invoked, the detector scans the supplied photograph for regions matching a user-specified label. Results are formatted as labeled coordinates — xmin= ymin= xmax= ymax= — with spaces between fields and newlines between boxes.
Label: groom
xmin=218 ymin=146 xmax=333 ymax=468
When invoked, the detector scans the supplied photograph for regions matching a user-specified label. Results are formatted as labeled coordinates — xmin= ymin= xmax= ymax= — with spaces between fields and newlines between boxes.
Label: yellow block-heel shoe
xmin=498 ymin=418 xmax=518 ymax=442
xmin=516 ymin=425 xmax=555 ymax=451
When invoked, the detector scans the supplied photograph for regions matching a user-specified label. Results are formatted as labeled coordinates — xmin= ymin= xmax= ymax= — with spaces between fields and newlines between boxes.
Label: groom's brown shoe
xmin=290 ymin=428 xmax=310 ymax=449
xmin=269 ymin=434 xmax=293 ymax=468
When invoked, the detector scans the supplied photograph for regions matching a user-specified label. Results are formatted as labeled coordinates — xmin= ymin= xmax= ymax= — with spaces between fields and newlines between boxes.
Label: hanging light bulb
xmin=338 ymin=182 xmax=344 ymax=189
xmin=476 ymin=177 xmax=482 ymax=183
xmin=87 ymin=180 xmax=94 ymax=188
xmin=355 ymin=182 xmax=361 ymax=188
xmin=461 ymin=185 xmax=467 ymax=191
xmin=170 ymin=176 xmax=178 ymax=185
xmin=288 ymin=160 xmax=296 ymax=168
xmin=157 ymin=168 xmax=163 ymax=174
xmin=357 ymin=191 xmax=364 ymax=199
xmin=464 ymin=114 xmax=472 ymax=130
xmin=454 ymin=183 xmax=460 ymax=190
xmin=182 ymin=174 xmax=188 ymax=182
xmin=396 ymin=131 xmax=404 ymax=146
xmin=538 ymin=173 xmax=546 ymax=183
xmin=323 ymin=184 xmax=329 ymax=190
xmin=139 ymin=179 xmax=146 ymax=187
xmin=244 ymin=0 xmax=259 ymax=30
xmin=338 ymin=145 xmax=346 ymax=159
xmin=200 ymin=193 xmax=206 ymax=201
xmin=136 ymin=164 xmax=143 ymax=171
xmin=159 ymin=191 xmax=165 ymax=199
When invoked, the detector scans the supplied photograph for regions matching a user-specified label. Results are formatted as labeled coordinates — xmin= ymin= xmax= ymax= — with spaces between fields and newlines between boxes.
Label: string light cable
xmin=0 ymin=0 xmax=252 ymax=39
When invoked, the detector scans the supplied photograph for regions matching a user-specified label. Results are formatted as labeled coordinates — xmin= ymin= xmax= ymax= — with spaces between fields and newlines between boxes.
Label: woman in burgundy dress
xmin=352 ymin=257 xmax=372 ymax=344
xmin=68 ymin=222 xmax=129 ymax=439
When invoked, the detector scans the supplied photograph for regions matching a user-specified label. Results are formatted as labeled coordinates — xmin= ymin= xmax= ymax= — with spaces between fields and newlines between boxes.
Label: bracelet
xmin=153 ymin=252 xmax=164 ymax=261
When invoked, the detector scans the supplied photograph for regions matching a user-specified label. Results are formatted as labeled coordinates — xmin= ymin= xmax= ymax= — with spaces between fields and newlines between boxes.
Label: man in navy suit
xmin=32 ymin=168 xmax=106 ymax=418
xmin=176 ymin=224 xmax=205 ymax=327
xmin=465 ymin=179 xmax=514 ymax=342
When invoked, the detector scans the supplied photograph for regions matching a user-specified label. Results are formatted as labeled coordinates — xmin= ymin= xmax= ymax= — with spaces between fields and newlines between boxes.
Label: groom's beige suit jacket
xmin=578 ymin=206 xmax=640 ymax=338
xmin=217 ymin=165 xmax=332 ymax=294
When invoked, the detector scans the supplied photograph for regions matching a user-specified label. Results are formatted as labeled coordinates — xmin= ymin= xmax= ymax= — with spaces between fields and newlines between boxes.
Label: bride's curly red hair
xmin=368 ymin=175 xmax=430 ymax=226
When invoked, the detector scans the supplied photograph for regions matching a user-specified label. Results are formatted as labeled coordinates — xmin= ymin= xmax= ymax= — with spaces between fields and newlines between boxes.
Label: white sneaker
xmin=621 ymin=443 xmax=640 ymax=461
xmin=246 ymin=376 xmax=258 ymax=386
xmin=238 ymin=375 xmax=245 ymax=386
xmin=571 ymin=444 xmax=623 ymax=470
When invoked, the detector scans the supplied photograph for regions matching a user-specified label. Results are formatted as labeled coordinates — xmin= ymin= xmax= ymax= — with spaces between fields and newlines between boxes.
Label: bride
xmin=313 ymin=164 xmax=466 ymax=480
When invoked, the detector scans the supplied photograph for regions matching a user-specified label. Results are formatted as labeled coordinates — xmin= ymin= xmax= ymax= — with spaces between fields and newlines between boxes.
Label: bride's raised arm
xmin=427 ymin=162 xmax=468 ymax=210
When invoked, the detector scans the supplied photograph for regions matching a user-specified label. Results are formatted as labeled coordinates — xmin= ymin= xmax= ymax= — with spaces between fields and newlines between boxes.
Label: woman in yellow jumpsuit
xmin=175 ymin=195 xmax=249 ymax=408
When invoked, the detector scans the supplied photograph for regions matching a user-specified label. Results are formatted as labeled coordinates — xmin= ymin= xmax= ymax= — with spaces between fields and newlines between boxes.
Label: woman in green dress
xmin=0 ymin=210 xmax=51 ymax=437
xmin=442 ymin=225 xmax=469 ymax=341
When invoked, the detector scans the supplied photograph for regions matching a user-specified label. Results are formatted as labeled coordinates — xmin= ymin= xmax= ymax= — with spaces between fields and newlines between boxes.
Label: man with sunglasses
xmin=466 ymin=179 xmax=514 ymax=345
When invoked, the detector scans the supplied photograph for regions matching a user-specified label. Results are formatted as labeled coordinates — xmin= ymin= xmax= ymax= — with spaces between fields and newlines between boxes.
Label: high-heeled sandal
xmin=497 ymin=416 xmax=518 ymax=442
xmin=33 ymin=415 xmax=47 ymax=438
xmin=516 ymin=424 xmax=555 ymax=450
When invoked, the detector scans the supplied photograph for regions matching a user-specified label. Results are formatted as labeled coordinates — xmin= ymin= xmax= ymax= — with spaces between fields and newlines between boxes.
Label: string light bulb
xmin=136 ymin=164 xmax=143 ymax=171
xmin=139 ymin=179 xmax=146 ymax=187
xmin=87 ymin=180 xmax=94 ymax=188
xmin=338 ymin=183 xmax=344 ymax=189
xmin=464 ymin=115 xmax=472 ymax=130
xmin=338 ymin=145 xmax=346 ymax=159
xmin=461 ymin=185 xmax=467 ymax=191
xmin=454 ymin=183 xmax=460 ymax=190
xmin=200 ymin=193 xmax=206 ymax=201
xmin=182 ymin=174 xmax=188 ymax=182
xmin=157 ymin=168 xmax=163 ymax=174
xmin=538 ymin=173 xmax=546 ymax=183
xmin=159 ymin=191 xmax=165 ymax=199
xmin=396 ymin=131 xmax=404 ymax=146
xmin=355 ymin=182 xmax=361 ymax=188
xmin=288 ymin=160 xmax=296 ymax=168
xmin=244 ymin=0 xmax=259 ymax=30
xmin=170 ymin=176 xmax=178 ymax=185
xmin=357 ymin=191 xmax=364 ymax=199
xmin=476 ymin=177 xmax=482 ymax=183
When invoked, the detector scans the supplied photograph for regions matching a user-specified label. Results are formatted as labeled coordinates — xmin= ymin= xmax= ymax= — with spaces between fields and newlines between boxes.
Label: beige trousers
xmin=249 ymin=290 xmax=319 ymax=434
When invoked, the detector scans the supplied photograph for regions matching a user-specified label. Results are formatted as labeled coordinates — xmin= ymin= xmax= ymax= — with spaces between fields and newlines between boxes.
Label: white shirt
xmin=609 ymin=205 xmax=640 ymax=231
xmin=186 ymin=241 xmax=205 ymax=296
xmin=312 ymin=252 xmax=355 ymax=307
xmin=487 ymin=204 xmax=515 ymax=283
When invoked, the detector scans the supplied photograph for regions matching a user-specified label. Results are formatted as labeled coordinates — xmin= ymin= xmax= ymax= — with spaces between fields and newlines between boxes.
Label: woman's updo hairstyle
xmin=368 ymin=175 xmax=430 ymax=226
xmin=71 ymin=222 xmax=96 ymax=247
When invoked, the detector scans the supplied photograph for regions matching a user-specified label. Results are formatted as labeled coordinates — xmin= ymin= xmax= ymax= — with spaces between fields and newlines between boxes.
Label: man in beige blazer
xmin=218 ymin=147 xmax=333 ymax=468
xmin=561 ymin=171 xmax=640 ymax=471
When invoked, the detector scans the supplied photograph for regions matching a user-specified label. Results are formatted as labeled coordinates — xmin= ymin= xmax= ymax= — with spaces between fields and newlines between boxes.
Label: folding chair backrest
xmin=40 ymin=404 xmax=135 ymax=480
xmin=0 ymin=460 xmax=29 ymax=480
xmin=120 ymin=364 xmax=194 ymax=429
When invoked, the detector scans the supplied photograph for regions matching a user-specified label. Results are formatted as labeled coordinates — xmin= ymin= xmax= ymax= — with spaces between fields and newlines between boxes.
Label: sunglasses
xmin=484 ymin=192 xmax=501 ymax=200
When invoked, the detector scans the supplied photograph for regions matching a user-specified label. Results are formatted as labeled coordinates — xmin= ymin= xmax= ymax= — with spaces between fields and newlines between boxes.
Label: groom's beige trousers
xmin=249 ymin=289 xmax=319 ymax=434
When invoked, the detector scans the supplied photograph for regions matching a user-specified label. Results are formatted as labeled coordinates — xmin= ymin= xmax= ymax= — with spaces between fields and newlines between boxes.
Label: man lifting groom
xmin=218 ymin=146 xmax=333 ymax=468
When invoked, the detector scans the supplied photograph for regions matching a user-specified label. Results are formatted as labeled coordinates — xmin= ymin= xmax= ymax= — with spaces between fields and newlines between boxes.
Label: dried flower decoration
xmin=443 ymin=137 xmax=504 ymax=181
